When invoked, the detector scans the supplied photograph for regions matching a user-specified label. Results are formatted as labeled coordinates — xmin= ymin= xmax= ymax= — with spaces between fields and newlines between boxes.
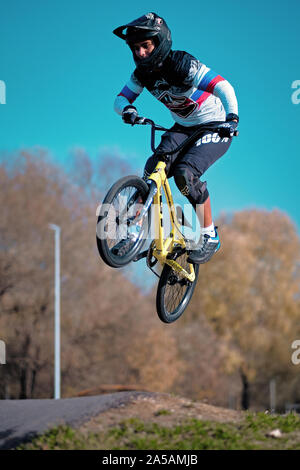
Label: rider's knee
xmin=193 ymin=178 xmax=209 ymax=205
xmin=174 ymin=168 xmax=209 ymax=205
xmin=174 ymin=169 xmax=190 ymax=197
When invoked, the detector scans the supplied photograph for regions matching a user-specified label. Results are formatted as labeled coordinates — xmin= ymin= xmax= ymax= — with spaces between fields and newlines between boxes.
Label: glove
xmin=122 ymin=105 xmax=139 ymax=125
xmin=218 ymin=113 xmax=239 ymax=138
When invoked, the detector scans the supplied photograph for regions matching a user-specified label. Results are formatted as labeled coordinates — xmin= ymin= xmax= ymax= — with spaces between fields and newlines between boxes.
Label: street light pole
xmin=270 ymin=378 xmax=276 ymax=414
xmin=49 ymin=223 xmax=61 ymax=400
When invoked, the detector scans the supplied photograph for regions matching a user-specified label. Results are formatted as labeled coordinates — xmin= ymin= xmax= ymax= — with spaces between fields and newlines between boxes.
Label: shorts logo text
xmin=196 ymin=133 xmax=229 ymax=146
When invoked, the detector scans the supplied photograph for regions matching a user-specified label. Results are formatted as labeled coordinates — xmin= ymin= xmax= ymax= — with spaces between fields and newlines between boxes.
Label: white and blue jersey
xmin=114 ymin=50 xmax=238 ymax=127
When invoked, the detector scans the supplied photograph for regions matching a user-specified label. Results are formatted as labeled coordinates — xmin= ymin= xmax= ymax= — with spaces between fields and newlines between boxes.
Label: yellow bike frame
xmin=147 ymin=161 xmax=196 ymax=282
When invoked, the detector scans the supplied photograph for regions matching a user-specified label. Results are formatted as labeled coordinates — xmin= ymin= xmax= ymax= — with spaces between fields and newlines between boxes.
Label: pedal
xmin=133 ymin=250 xmax=148 ymax=262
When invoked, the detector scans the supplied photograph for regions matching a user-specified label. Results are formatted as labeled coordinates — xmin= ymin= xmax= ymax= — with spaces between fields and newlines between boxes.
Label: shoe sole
xmin=187 ymin=241 xmax=221 ymax=265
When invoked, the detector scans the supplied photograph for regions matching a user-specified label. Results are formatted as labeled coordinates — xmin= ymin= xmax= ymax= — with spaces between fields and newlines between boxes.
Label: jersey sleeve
xmin=114 ymin=72 xmax=144 ymax=116
xmin=192 ymin=63 xmax=238 ymax=116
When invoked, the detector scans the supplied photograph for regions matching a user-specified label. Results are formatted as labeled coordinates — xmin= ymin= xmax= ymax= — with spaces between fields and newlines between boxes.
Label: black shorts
xmin=144 ymin=122 xmax=232 ymax=180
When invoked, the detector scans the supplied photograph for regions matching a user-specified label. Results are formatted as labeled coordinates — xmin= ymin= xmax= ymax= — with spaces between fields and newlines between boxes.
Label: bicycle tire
xmin=156 ymin=251 xmax=199 ymax=323
xmin=96 ymin=175 xmax=150 ymax=268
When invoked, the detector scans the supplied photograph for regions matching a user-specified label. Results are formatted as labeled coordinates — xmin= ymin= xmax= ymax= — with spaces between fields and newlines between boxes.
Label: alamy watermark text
xmin=291 ymin=80 xmax=300 ymax=105
xmin=0 ymin=80 xmax=6 ymax=104
xmin=291 ymin=340 xmax=300 ymax=365
xmin=0 ymin=340 xmax=6 ymax=364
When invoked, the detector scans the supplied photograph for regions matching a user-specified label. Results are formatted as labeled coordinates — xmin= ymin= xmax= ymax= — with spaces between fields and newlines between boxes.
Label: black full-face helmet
xmin=113 ymin=12 xmax=172 ymax=73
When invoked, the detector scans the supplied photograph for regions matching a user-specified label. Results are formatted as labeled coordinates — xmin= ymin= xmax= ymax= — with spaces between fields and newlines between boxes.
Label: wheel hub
xmin=168 ymin=274 xmax=179 ymax=285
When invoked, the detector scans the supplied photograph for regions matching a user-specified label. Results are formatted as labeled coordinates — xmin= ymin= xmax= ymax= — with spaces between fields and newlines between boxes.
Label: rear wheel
xmin=96 ymin=176 xmax=150 ymax=268
xmin=156 ymin=250 xmax=199 ymax=323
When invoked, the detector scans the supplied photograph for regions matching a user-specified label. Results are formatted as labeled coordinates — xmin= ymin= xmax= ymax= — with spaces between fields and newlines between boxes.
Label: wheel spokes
xmin=163 ymin=252 xmax=191 ymax=315
xmin=104 ymin=186 xmax=146 ymax=256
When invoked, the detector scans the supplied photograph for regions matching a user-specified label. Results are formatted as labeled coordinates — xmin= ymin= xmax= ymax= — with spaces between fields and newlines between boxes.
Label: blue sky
xmin=1 ymin=0 xmax=300 ymax=231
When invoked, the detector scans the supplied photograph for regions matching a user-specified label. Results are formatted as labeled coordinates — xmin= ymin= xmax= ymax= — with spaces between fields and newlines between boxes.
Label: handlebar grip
xmin=216 ymin=127 xmax=239 ymax=138
xmin=135 ymin=116 xmax=146 ymax=125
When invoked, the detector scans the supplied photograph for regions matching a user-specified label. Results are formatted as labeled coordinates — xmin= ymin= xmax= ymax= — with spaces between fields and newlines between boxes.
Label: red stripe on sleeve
xmin=206 ymin=75 xmax=225 ymax=93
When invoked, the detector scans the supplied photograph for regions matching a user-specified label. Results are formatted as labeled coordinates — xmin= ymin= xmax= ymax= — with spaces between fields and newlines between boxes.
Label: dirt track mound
xmin=79 ymin=392 xmax=243 ymax=434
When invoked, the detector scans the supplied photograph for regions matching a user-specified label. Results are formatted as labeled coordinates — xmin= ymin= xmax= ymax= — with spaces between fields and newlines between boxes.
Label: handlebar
xmin=134 ymin=117 xmax=238 ymax=155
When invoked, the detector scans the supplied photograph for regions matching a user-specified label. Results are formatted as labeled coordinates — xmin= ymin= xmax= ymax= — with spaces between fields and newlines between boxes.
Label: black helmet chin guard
xmin=113 ymin=12 xmax=172 ymax=73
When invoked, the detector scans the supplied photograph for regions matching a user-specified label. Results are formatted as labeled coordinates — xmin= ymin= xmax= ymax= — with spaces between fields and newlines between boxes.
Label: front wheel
xmin=156 ymin=251 xmax=199 ymax=323
xmin=96 ymin=175 xmax=150 ymax=268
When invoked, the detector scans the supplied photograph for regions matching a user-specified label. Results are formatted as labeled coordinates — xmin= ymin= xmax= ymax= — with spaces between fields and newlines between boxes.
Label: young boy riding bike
xmin=113 ymin=12 xmax=239 ymax=264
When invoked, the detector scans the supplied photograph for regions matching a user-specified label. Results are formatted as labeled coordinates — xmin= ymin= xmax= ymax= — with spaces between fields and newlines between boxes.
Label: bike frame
xmin=147 ymin=161 xmax=196 ymax=283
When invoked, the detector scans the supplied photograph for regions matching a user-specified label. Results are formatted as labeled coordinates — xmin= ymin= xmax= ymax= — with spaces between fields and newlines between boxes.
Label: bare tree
xmin=191 ymin=209 xmax=300 ymax=410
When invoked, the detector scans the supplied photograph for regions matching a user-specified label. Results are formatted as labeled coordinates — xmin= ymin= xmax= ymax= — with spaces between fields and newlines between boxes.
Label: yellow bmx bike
xmin=96 ymin=118 xmax=237 ymax=323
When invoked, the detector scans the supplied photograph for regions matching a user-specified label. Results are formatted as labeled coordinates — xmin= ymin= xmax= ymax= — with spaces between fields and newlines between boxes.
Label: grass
xmin=154 ymin=409 xmax=172 ymax=416
xmin=16 ymin=412 xmax=300 ymax=450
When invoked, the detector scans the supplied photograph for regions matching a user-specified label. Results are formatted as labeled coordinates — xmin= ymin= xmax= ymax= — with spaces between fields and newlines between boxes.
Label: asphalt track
xmin=0 ymin=391 xmax=153 ymax=449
